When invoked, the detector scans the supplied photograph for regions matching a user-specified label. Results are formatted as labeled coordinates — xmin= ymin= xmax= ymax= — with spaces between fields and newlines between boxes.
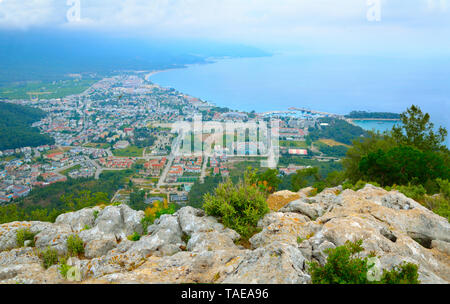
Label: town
xmin=0 ymin=73 xmax=347 ymax=206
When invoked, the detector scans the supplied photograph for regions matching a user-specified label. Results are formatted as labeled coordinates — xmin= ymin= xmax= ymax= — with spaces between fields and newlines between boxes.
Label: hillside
xmin=0 ymin=102 xmax=54 ymax=150
xmin=0 ymin=184 xmax=448 ymax=284
xmin=308 ymin=117 xmax=367 ymax=145
xmin=346 ymin=111 xmax=401 ymax=119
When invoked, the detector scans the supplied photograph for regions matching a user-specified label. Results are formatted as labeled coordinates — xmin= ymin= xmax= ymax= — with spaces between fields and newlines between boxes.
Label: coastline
xmin=349 ymin=118 xmax=401 ymax=122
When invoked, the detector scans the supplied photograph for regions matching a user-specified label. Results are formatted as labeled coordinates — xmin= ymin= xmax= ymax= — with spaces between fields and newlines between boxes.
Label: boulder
xmin=222 ymin=242 xmax=310 ymax=284
xmin=34 ymin=223 xmax=73 ymax=255
xmin=0 ymin=221 xmax=53 ymax=252
xmin=187 ymin=231 xmax=239 ymax=252
xmin=0 ymin=189 xmax=449 ymax=284
xmin=94 ymin=204 xmax=144 ymax=239
xmin=279 ymin=199 xmax=321 ymax=220
xmin=85 ymin=239 xmax=117 ymax=259
xmin=127 ymin=214 xmax=184 ymax=258
xmin=55 ymin=207 xmax=99 ymax=232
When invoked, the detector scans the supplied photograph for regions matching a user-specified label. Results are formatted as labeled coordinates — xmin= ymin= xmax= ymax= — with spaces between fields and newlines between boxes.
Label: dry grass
xmin=319 ymin=139 xmax=351 ymax=148
xmin=267 ymin=191 xmax=301 ymax=211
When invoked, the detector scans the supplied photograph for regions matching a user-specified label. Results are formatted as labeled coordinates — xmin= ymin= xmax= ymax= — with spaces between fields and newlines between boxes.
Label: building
xmin=144 ymin=157 xmax=167 ymax=174
xmin=288 ymin=149 xmax=308 ymax=156
xmin=145 ymin=197 xmax=165 ymax=205
xmin=170 ymin=193 xmax=188 ymax=203
xmin=168 ymin=165 xmax=183 ymax=177
xmin=114 ymin=140 xmax=130 ymax=149
xmin=45 ymin=152 xmax=64 ymax=161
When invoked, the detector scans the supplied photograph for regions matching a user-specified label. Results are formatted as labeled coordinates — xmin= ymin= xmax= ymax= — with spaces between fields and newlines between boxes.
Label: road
xmin=200 ymin=155 xmax=209 ymax=183
xmin=54 ymin=162 xmax=81 ymax=174
xmin=157 ymin=131 xmax=183 ymax=188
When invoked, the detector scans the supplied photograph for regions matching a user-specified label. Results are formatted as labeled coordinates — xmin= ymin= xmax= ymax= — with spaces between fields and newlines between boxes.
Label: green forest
xmin=0 ymin=170 xmax=132 ymax=224
xmin=346 ymin=111 xmax=401 ymax=119
xmin=0 ymin=102 xmax=54 ymax=150
xmin=308 ymin=117 xmax=367 ymax=145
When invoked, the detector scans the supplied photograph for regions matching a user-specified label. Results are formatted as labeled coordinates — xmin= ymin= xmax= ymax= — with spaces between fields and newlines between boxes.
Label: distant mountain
xmin=0 ymin=102 xmax=54 ymax=150
xmin=0 ymin=30 xmax=270 ymax=85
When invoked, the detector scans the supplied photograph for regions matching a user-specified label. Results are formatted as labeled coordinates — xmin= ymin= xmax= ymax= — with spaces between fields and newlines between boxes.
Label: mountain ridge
xmin=0 ymin=184 xmax=448 ymax=284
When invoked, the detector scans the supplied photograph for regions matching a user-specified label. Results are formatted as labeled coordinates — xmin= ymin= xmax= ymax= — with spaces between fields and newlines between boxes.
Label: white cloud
xmin=0 ymin=0 xmax=449 ymax=52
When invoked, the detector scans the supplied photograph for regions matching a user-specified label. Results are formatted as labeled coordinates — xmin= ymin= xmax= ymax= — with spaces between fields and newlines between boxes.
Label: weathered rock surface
xmin=0 ymin=184 xmax=449 ymax=284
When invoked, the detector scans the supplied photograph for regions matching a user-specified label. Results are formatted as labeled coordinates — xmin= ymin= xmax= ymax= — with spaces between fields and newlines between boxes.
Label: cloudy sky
xmin=0 ymin=0 xmax=449 ymax=53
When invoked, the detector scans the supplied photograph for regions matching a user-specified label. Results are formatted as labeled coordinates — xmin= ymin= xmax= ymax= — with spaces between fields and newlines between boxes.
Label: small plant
xmin=380 ymin=262 xmax=420 ymax=284
xmin=181 ymin=233 xmax=191 ymax=244
xmin=297 ymin=236 xmax=304 ymax=244
xmin=141 ymin=216 xmax=153 ymax=235
xmin=213 ymin=272 xmax=221 ymax=282
xmin=127 ymin=232 xmax=141 ymax=242
xmin=93 ymin=210 xmax=99 ymax=220
xmin=140 ymin=200 xmax=178 ymax=235
xmin=39 ymin=246 xmax=59 ymax=269
xmin=16 ymin=228 xmax=37 ymax=248
xmin=308 ymin=239 xmax=420 ymax=284
xmin=391 ymin=184 xmax=427 ymax=203
xmin=58 ymin=257 xmax=71 ymax=279
xmin=306 ymin=232 xmax=315 ymax=240
xmin=67 ymin=234 xmax=85 ymax=257
xmin=81 ymin=225 xmax=91 ymax=231
xmin=203 ymin=169 xmax=269 ymax=239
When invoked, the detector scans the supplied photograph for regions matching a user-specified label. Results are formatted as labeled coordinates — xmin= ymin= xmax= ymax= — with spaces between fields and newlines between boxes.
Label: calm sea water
xmin=352 ymin=120 xmax=400 ymax=133
xmin=150 ymin=53 xmax=449 ymax=144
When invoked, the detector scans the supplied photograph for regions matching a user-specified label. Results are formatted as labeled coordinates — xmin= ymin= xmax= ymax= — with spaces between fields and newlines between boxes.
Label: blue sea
xmin=150 ymin=53 xmax=449 ymax=144
xmin=352 ymin=120 xmax=400 ymax=133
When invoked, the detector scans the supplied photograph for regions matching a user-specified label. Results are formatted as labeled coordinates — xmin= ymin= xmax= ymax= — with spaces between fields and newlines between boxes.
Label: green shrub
xmin=39 ymin=246 xmax=59 ymax=269
xmin=308 ymin=240 xmax=420 ymax=284
xmin=203 ymin=169 xmax=269 ymax=239
xmin=389 ymin=180 xmax=449 ymax=221
xmin=308 ymin=239 xmax=369 ymax=284
xmin=81 ymin=225 xmax=91 ymax=231
xmin=437 ymin=178 xmax=450 ymax=198
xmin=342 ymin=181 xmax=354 ymax=190
xmin=380 ymin=262 xmax=420 ymax=284
xmin=67 ymin=234 xmax=85 ymax=257
xmin=182 ymin=233 xmax=191 ymax=244
xmin=342 ymin=180 xmax=381 ymax=191
xmin=391 ymin=184 xmax=427 ymax=203
xmin=141 ymin=216 xmax=152 ymax=235
xmin=58 ymin=257 xmax=71 ymax=279
xmin=93 ymin=210 xmax=99 ymax=220
xmin=312 ymin=182 xmax=327 ymax=194
xmin=425 ymin=195 xmax=449 ymax=221
xmin=16 ymin=228 xmax=36 ymax=248
xmin=127 ymin=232 xmax=141 ymax=242
xmin=140 ymin=202 xmax=178 ymax=235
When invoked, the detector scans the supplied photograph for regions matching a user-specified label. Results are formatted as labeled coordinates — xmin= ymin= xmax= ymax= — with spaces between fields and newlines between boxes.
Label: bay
xmin=150 ymin=53 xmax=449 ymax=144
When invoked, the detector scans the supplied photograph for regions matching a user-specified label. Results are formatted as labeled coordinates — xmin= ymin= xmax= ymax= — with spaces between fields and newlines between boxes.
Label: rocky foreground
xmin=0 ymin=184 xmax=449 ymax=284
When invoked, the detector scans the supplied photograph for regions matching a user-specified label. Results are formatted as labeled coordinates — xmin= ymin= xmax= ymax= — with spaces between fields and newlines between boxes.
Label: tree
xmin=358 ymin=146 xmax=449 ymax=187
xmin=291 ymin=167 xmax=321 ymax=192
xmin=391 ymin=105 xmax=448 ymax=152
xmin=343 ymin=131 xmax=396 ymax=183
xmin=254 ymin=168 xmax=282 ymax=194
